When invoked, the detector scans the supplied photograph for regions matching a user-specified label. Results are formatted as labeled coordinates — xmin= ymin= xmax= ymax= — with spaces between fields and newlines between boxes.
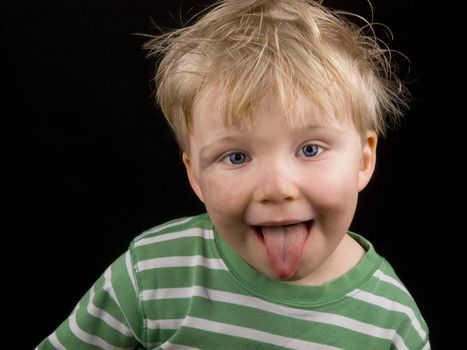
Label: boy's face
xmin=183 ymin=89 xmax=377 ymax=284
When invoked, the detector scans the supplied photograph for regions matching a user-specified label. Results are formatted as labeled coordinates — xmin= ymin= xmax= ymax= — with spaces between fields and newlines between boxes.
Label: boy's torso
xmin=125 ymin=214 xmax=429 ymax=350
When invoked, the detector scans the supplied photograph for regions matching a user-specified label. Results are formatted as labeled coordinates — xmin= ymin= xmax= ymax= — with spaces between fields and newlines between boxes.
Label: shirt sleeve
xmin=35 ymin=251 xmax=143 ymax=350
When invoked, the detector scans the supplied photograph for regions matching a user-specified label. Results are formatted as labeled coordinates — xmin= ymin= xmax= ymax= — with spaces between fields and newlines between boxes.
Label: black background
xmin=3 ymin=0 xmax=464 ymax=348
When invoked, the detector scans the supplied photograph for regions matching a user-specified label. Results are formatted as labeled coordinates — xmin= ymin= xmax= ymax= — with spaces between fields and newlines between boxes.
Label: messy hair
xmin=145 ymin=0 xmax=409 ymax=152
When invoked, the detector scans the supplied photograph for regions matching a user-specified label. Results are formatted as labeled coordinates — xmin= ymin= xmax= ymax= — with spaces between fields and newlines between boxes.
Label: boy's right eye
xmin=223 ymin=152 xmax=248 ymax=165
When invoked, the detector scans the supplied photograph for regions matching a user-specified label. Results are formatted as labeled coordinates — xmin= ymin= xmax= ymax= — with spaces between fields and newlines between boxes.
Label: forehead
xmin=191 ymin=84 xmax=352 ymax=133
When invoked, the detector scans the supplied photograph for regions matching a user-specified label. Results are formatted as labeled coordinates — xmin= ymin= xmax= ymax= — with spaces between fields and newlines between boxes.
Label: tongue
xmin=262 ymin=223 xmax=308 ymax=279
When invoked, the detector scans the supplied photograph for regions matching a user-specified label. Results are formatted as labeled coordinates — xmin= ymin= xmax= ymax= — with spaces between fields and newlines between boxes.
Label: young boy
xmin=36 ymin=0 xmax=430 ymax=349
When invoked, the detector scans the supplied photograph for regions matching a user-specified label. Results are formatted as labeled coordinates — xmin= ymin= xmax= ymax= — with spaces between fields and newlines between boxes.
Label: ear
xmin=182 ymin=153 xmax=205 ymax=203
xmin=358 ymin=131 xmax=378 ymax=191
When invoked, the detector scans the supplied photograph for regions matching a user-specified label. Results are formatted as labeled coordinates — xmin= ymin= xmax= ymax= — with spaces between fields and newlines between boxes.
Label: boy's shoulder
xmin=348 ymin=233 xmax=430 ymax=344
xmin=128 ymin=213 xmax=215 ymax=257
xmin=136 ymin=213 xmax=212 ymax=240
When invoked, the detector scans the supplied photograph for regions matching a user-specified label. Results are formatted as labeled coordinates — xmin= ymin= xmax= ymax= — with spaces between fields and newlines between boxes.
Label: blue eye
xmin=300 ymin=144 xmax=321 ymax=157
xmin=225 ymin=152 xmax=247 ymax=165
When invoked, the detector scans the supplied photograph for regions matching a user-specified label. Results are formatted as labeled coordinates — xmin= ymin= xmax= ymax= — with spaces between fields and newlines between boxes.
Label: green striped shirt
xmin=36 ymin=214 xmax=430 ymax=350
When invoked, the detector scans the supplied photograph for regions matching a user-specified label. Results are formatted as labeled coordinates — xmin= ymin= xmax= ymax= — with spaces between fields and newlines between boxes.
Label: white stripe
xmin=103 ymin=268 xmax=120 ymax=304
xmin=48 ymin=332 xmax=66 ymax=350
xmin=144 ymin=287 xmax=194 ymax=300
xmin=183 ymin=316 xmax=342 ymax=350
xmin=374 ymin=269 xmax=412 ymax=298
xmin=125 ymin=251 xmax=137 ymax=292
xmin=160 ymin=342 xmax=201 ymax=350
xmin=69 ymin=306 xmax=131 ymax=350
xmin=146 ymin=318 xmax=184 ymax=330
xmin=349 ymin=289 xmax=426 ymax=340
xmin=137 ymin=224 xmax=213 ymax=248
xmin=143 ymin=286 xmax=407 ymax=349
xmin=138 ymin=255 xmax=228 ymax=271
xmin=87 ymin=286 xmax=133 ymax=337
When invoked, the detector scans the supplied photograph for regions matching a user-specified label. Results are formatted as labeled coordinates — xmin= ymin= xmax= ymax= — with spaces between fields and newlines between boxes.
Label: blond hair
xmin=145 ymin=0 xmax=409 ymax=151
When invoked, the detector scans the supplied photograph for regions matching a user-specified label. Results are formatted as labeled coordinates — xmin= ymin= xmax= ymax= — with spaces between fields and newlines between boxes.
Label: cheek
xmin=309 ymin=166 xmax=360 ymax=218
xmin=200 ymin=174 xmax=249 ymax=217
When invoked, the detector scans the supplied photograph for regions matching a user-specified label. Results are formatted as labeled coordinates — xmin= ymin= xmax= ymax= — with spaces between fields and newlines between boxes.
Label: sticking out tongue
xmin=261 ymin=222 xmax=309 ymax=279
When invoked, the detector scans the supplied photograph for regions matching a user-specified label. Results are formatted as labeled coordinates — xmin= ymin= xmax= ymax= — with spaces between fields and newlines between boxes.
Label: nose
xmin=254 ymin=164 xmax=299 ymax=204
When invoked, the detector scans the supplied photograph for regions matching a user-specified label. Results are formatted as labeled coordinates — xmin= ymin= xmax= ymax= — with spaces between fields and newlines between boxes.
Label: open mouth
xmin=253 ymin=220 xmax=313 ymax=241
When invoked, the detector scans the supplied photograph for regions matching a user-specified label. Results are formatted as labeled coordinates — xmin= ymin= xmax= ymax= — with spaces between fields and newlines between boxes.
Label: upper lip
xmin=253 ymin=219 xmax=311 ymax=227
xmin=252 ymin=220 xmax=313 ymax=238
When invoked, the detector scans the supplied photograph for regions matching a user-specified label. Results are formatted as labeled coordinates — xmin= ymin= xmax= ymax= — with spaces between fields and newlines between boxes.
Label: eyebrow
xmin=199 ymin=134 xmax=239 ymax=156
xmin=200 ymin=135 xmax=244 ymax=153
xmin=197 ymin=134 xmax=248 ymax=167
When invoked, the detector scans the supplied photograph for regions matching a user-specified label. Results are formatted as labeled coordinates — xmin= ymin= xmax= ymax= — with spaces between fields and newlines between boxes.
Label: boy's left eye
xmin=298 ymin=144 xmax=322 ymax=157
xmin=223 ymin=152 xmax=249 ymax=165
